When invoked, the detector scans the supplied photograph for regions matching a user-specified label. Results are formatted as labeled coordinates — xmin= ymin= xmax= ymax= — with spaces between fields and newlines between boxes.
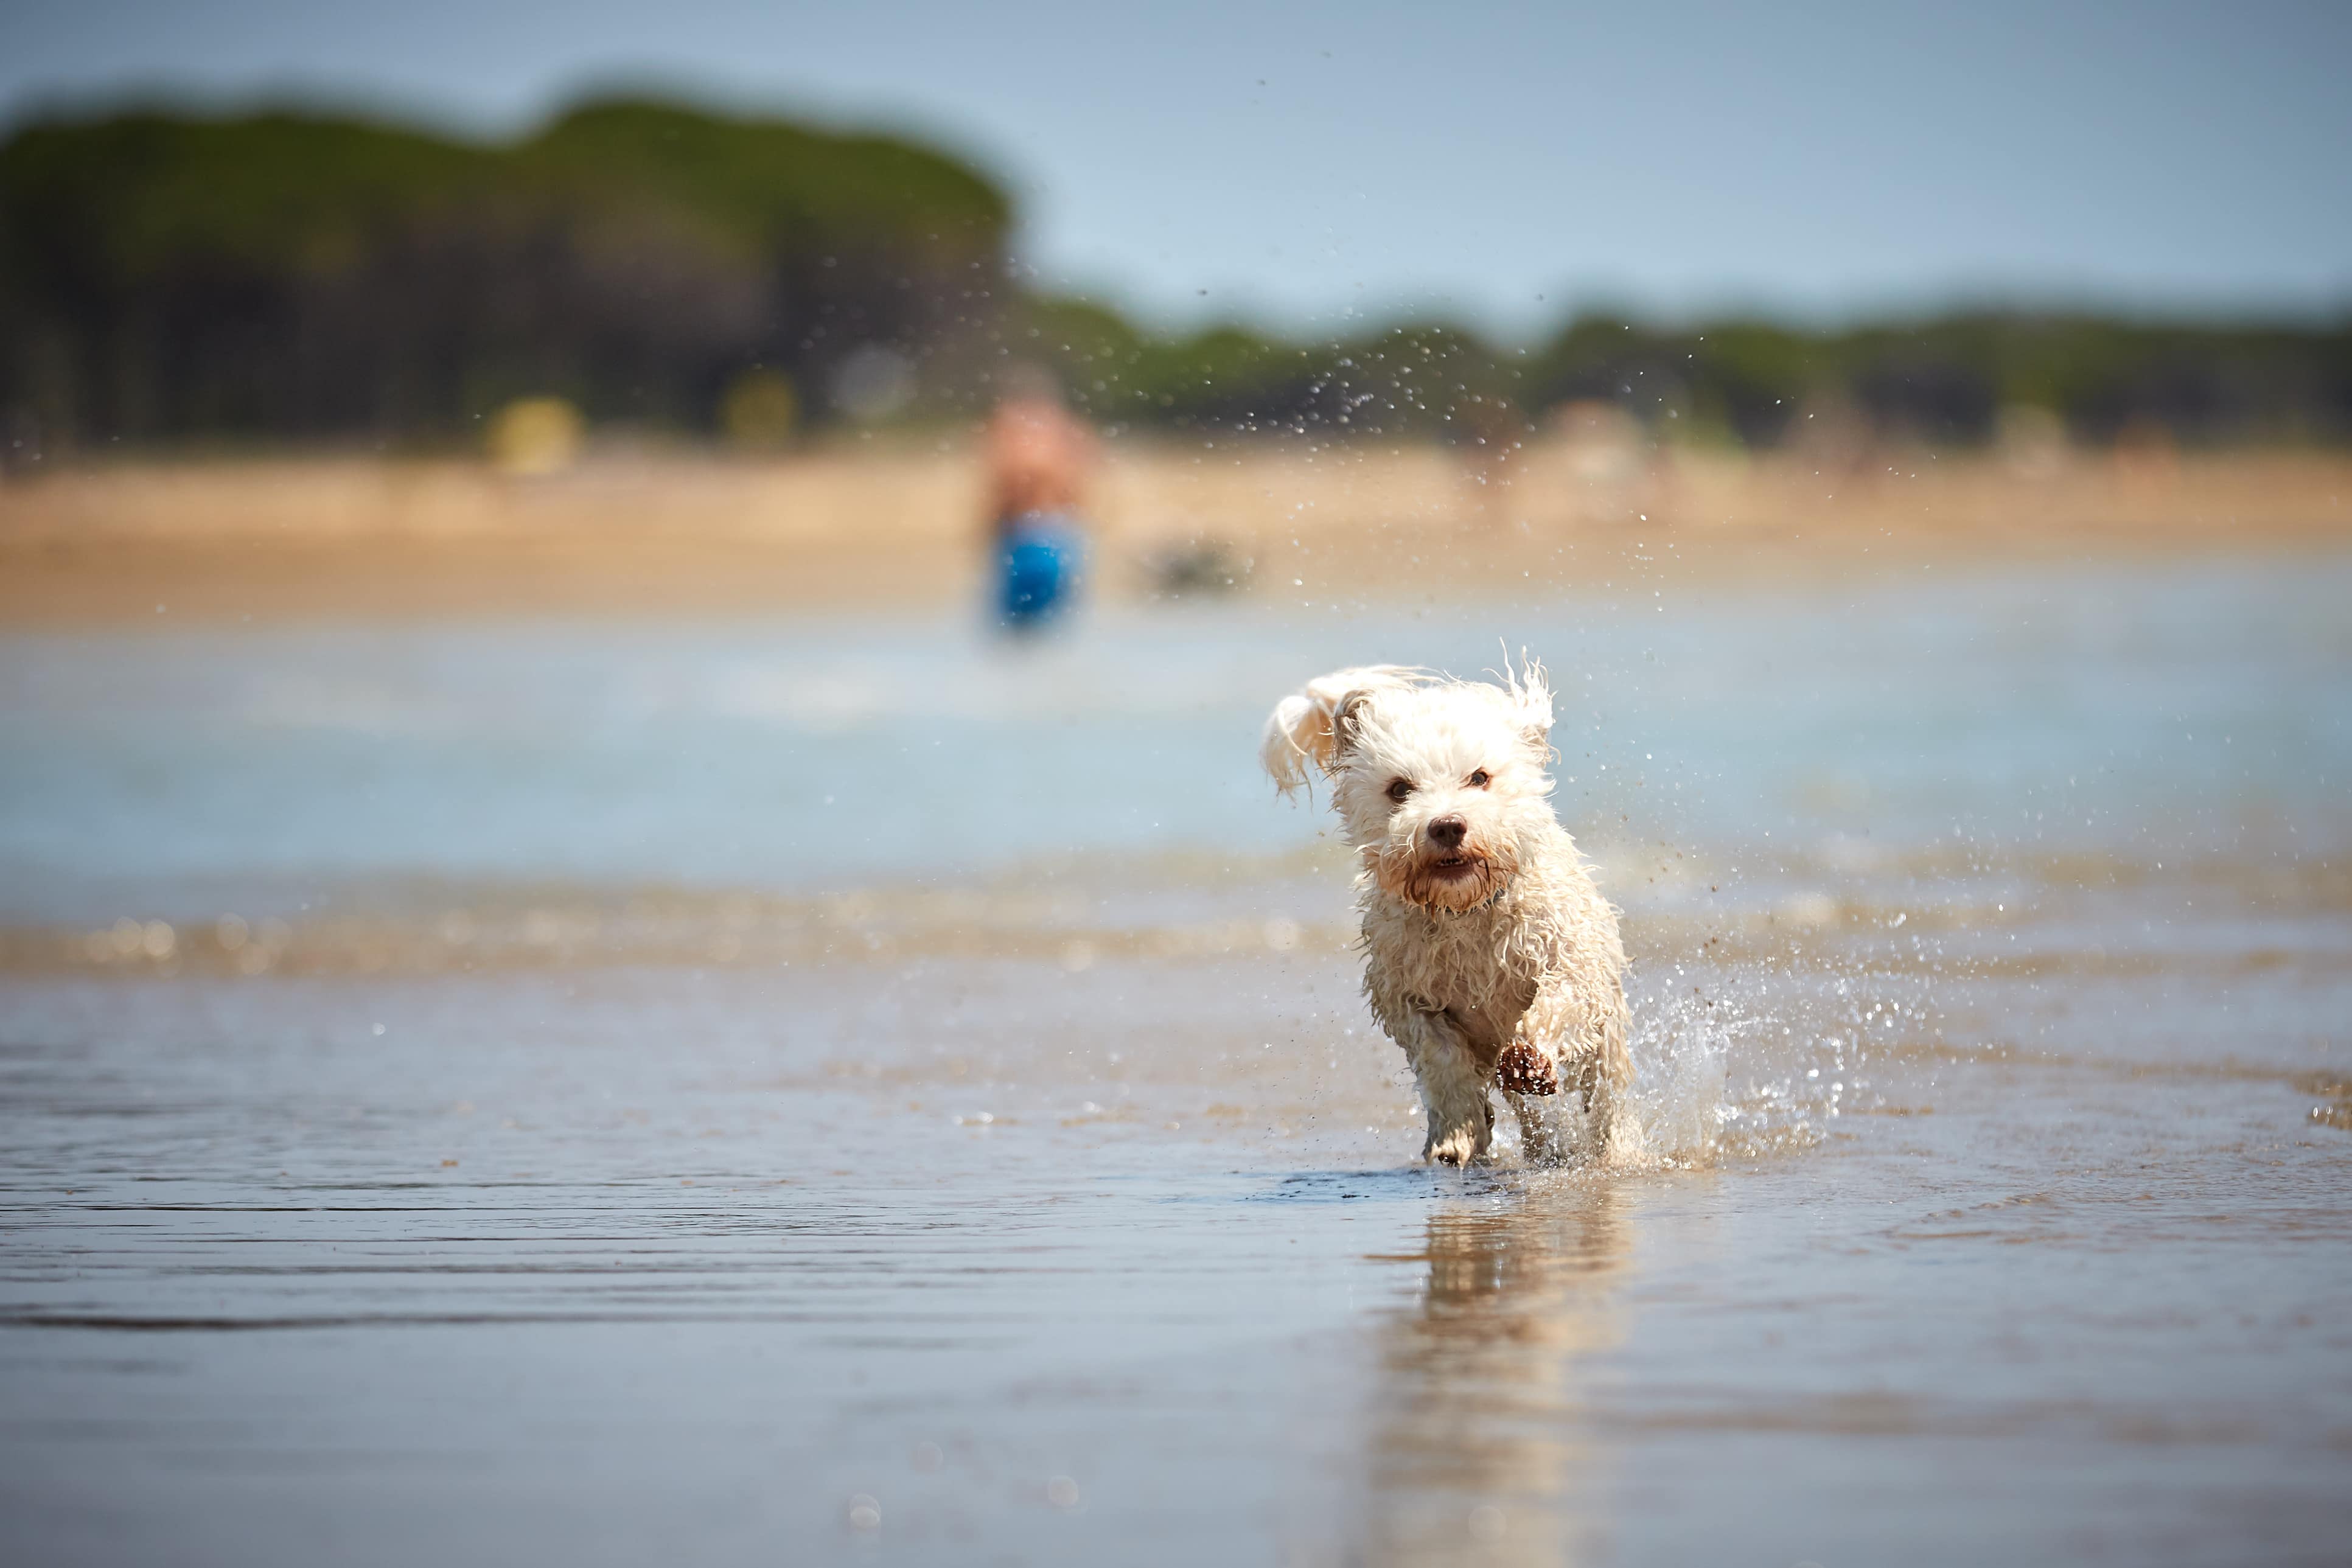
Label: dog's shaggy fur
xmin=1263 ymin=660 xmax=1641 ymax=1166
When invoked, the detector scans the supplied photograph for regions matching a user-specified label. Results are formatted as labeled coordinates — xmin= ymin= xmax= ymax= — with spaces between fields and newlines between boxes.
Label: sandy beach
xmin=2 ymin=442 xmax=2346 ymax=624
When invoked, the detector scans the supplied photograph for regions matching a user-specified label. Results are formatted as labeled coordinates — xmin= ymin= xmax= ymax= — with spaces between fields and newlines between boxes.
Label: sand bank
xmin=1 ymin=439 xmax=2345 ymax=623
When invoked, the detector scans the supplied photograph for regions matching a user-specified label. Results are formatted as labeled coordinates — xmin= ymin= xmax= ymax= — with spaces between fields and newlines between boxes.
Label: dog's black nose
xmin=1426 ymin=814 xmax=1467 ymax=849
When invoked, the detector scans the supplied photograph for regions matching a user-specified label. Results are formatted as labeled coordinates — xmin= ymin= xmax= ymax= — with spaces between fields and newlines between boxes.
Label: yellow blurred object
xmin=721 ymin=370 xmax=800 ymax=451
xmin=1996 ymin=404 xmax=2069 ymax=478
xmin=486 ymin=397 xmax=585 ymax=477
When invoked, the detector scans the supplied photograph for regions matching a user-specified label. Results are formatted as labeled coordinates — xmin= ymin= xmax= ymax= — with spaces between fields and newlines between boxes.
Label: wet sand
xmin=1 ymin=551 xmax=2348 ymax=1563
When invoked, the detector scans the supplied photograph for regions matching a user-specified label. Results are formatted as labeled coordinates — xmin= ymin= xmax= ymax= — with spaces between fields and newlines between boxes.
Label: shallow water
xmin=2 ymin=556 xmax=2348 ymax=1565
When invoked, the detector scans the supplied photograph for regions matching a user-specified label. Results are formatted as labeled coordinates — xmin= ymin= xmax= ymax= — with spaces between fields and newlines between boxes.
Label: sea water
xmin=1 ymin=554 xmax=2346 ymax=1564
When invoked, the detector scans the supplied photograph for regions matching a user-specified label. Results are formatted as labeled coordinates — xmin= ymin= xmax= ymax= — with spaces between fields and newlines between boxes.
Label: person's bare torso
xmin=986 ymin=399 xmax=1093 ymax=528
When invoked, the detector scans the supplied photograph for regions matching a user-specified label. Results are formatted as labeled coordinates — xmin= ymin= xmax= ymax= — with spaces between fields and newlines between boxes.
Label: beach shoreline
xmin=2 ymin=442 xmax=2347 ymax=625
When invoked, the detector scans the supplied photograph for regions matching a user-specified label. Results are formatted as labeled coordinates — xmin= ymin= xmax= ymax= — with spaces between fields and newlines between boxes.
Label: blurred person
xmin=985 ymin=367 xmax=1095 ymax=630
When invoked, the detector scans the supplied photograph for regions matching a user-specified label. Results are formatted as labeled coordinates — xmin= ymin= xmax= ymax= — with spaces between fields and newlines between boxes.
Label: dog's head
xmin=1263 ymin=658 xmax=1559 ymax=913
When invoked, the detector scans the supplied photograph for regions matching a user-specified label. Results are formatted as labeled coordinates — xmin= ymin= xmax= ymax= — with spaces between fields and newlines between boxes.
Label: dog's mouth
xmin=1380 ymin=843 xmax=1506 ymax=911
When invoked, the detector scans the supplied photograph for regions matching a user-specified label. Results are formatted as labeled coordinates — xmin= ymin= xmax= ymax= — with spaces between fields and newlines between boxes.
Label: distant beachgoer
xmin=985 ymin=369 xmax=1095 ymax=630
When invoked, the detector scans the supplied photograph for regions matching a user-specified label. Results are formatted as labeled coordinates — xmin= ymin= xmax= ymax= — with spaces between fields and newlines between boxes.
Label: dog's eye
xmin=1468 ymin=769 xmax=1492 ymax=788
xmin=1386 ymin=778 xmax=1413 ymax=803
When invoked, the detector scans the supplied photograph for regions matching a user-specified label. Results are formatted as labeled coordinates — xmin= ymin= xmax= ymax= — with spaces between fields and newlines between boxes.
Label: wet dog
xmin=1262 ymin=660 xmax=1639 ymax=1165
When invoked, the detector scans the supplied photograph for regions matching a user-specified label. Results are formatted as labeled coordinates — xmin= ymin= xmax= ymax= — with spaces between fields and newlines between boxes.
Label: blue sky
xmin=5 ymin=0 xmax=2346 ymax=336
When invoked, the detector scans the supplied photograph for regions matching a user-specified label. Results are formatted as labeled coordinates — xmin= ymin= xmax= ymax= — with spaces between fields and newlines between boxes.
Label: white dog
xmin=1262 ymin=660 xmax=1639 ymax=1166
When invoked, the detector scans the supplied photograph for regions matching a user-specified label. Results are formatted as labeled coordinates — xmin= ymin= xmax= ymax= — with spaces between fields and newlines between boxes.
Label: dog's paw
xmin=1425 ymin=1129 xmax=1478 ymax=1166
xmin=1599 ymin=1112 xmax=1651 ymax=1169
xmin=1495 ymin=1040 xmax=1558 ymax=1096
xmin=1423 ymin=1101 xmax=1495 ymax=1166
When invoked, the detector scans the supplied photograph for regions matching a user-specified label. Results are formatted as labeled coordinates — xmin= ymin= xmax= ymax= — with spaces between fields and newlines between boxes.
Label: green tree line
xmin=3 ymin=98 xmax=2347 ymax=457
xmin=0 ymin=98 xmax=1008 ymax=453
xmin=1022 ymin=297 xmax=2352 ymax=450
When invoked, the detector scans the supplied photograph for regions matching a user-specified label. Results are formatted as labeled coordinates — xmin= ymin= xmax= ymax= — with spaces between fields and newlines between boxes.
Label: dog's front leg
xmin=1515 ymin=976 xmax=1641 ymax=1165
xmin=1567 ymin=1047 xmax=1648 ymax=1167
xmin=1395 ymin=1009 xmax=1493 ymax=1166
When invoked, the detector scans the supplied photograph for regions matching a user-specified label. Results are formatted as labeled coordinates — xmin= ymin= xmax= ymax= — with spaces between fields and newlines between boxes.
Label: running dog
xmin=1262 ymin=660 xmax=1640 ymax=1165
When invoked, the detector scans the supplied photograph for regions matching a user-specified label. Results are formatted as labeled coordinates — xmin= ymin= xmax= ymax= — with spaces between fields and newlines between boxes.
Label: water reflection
xmin=1357 ymin=1177 xmax=1630 ymax=1567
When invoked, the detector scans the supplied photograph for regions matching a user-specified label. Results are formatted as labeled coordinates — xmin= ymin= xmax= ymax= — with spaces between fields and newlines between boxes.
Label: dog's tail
xmin=1260 ymin=666 xmax=1429 ymax=795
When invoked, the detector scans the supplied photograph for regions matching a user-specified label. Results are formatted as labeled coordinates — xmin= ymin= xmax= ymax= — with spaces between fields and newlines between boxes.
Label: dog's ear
xmin=1261 ymin=691 xmax=1333 ymax=794
xmin=1505 ymin=650 xmax=1555 ymax=751
xmin=1337 ymin=685 xmax=1389 ymax=759
xmin=1261 ymin=666 xmax=1424 ymax=795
